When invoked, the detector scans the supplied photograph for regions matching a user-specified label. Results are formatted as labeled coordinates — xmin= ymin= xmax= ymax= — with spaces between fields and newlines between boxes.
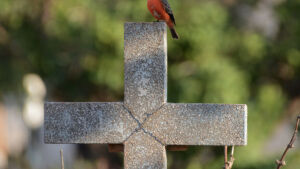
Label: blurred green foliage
xmin=0 ymin=0 xmax=300 ymax=168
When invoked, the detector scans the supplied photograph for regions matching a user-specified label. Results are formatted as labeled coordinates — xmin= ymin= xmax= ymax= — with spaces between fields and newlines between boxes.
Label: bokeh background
xmin=0 ymin=0 xmax=300 ymax=168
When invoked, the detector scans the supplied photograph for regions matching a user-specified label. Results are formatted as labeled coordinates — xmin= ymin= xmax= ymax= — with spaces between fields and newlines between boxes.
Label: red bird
xmin=147 ymin=0 xmax=179 ymax=39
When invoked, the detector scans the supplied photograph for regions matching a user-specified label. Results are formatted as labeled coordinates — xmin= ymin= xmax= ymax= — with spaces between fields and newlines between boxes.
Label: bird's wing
xmin=161 ymin=0 xmax=176 ymax=25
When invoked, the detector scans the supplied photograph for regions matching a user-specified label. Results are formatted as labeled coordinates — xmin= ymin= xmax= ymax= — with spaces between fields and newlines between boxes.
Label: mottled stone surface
xmin=142 ymin=103 xmax=247 ymax=146
xmin=44 ymin=22 xmax=248 ymax=169
xmin=124 ymin=22 xmax=167 ymax=123
xmin=44 ymin=102 xmax=138 ymax=144
xmin=124 ymin=130 xmax=167 ymax=169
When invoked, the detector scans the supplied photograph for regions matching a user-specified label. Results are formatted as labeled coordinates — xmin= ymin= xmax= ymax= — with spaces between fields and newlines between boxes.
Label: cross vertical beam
xmin=124 ymin=22 xmax=167 ymax=123
xmin=123 ymin=22 xmax=168 ymax=169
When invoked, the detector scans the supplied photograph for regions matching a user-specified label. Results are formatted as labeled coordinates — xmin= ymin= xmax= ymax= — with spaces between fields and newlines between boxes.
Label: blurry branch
xmin=0 ymin=24 xmax=10 ymax=44
xmin=224 ymin=146 xmax=235 ymax=169
xmin=60 ymin=148 xmax=65 ymax=169
xmin=42 ymin=0 xmax=53 ymax=25
xmin=276 ymin=115 xmax=300 ymax=169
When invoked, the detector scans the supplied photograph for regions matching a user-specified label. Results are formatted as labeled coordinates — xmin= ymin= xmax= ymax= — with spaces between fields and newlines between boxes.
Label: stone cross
xmin=44 ymin=22 xmax=247 ymax=169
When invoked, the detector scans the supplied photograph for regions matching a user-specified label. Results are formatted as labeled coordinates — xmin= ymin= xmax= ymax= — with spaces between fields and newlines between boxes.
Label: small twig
xmin=224 ymin=146 xmax=235 ymax=169
xmin=276 ymin=115 xmax=300 ymax=169
xmin=224 ymin=146 xmax=228 ymax=169
xmin=228 ymin=146 xmax=235 ymax=168
xmin=60 ymin=147 xmax=65 ymax=169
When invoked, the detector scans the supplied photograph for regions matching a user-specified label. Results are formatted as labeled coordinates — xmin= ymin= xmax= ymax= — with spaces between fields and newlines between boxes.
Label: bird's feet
xmin=153 ymin=20 xmax=160 ymax=22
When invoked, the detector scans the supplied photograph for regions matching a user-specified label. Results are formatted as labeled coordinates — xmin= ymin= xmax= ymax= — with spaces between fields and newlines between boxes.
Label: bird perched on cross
xmin=147 ymin=0 xmax=179 ymax=39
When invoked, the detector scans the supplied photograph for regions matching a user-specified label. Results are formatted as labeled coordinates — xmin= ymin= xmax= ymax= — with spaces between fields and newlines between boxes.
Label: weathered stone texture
xmin=44 ymin=22 xmax=248 ymax=169
xmin=124 ymin=131 xmax=167 ymax=169
xmin=124 ymin=22 xmax=167 ymax=123
xmin=143 ymin=103 xmax=247 ymax=146
xmin=44 ymin=102 xmax=138 ymax=144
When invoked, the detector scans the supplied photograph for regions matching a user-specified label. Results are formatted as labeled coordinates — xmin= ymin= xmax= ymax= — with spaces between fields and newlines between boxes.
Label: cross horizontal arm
xmin=44 ymin=102 xmax=138 ymax=144
xmin=143 ymin=103 xmax=247 ymax=146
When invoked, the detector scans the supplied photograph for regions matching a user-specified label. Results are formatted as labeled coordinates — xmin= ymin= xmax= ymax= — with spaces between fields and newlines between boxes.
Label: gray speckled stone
xmin=44 ymin=102 xmax=138 ymax=144
xmin=124 ymin=130 xmax=167 ymax=169
xmin=44 ymin=22 xmax=248 ymax=169
xmin=142 ymin=103 xmax=247 ymax=146
xmin=124 ymin=22 xmax=167 ymax=123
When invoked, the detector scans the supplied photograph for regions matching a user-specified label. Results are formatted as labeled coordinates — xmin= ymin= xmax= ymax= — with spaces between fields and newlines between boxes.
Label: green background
xmin=0 ymin=0 xmax=299 ymax=168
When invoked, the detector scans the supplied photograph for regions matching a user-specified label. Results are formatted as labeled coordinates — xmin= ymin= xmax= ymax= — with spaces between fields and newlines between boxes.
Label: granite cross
xmin=44 ymin=22 xmax=247 ymax=169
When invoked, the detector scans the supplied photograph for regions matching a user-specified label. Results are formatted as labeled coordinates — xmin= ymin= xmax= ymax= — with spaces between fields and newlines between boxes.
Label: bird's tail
xmin=170 ymin=27 xmax=179 ymax=39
